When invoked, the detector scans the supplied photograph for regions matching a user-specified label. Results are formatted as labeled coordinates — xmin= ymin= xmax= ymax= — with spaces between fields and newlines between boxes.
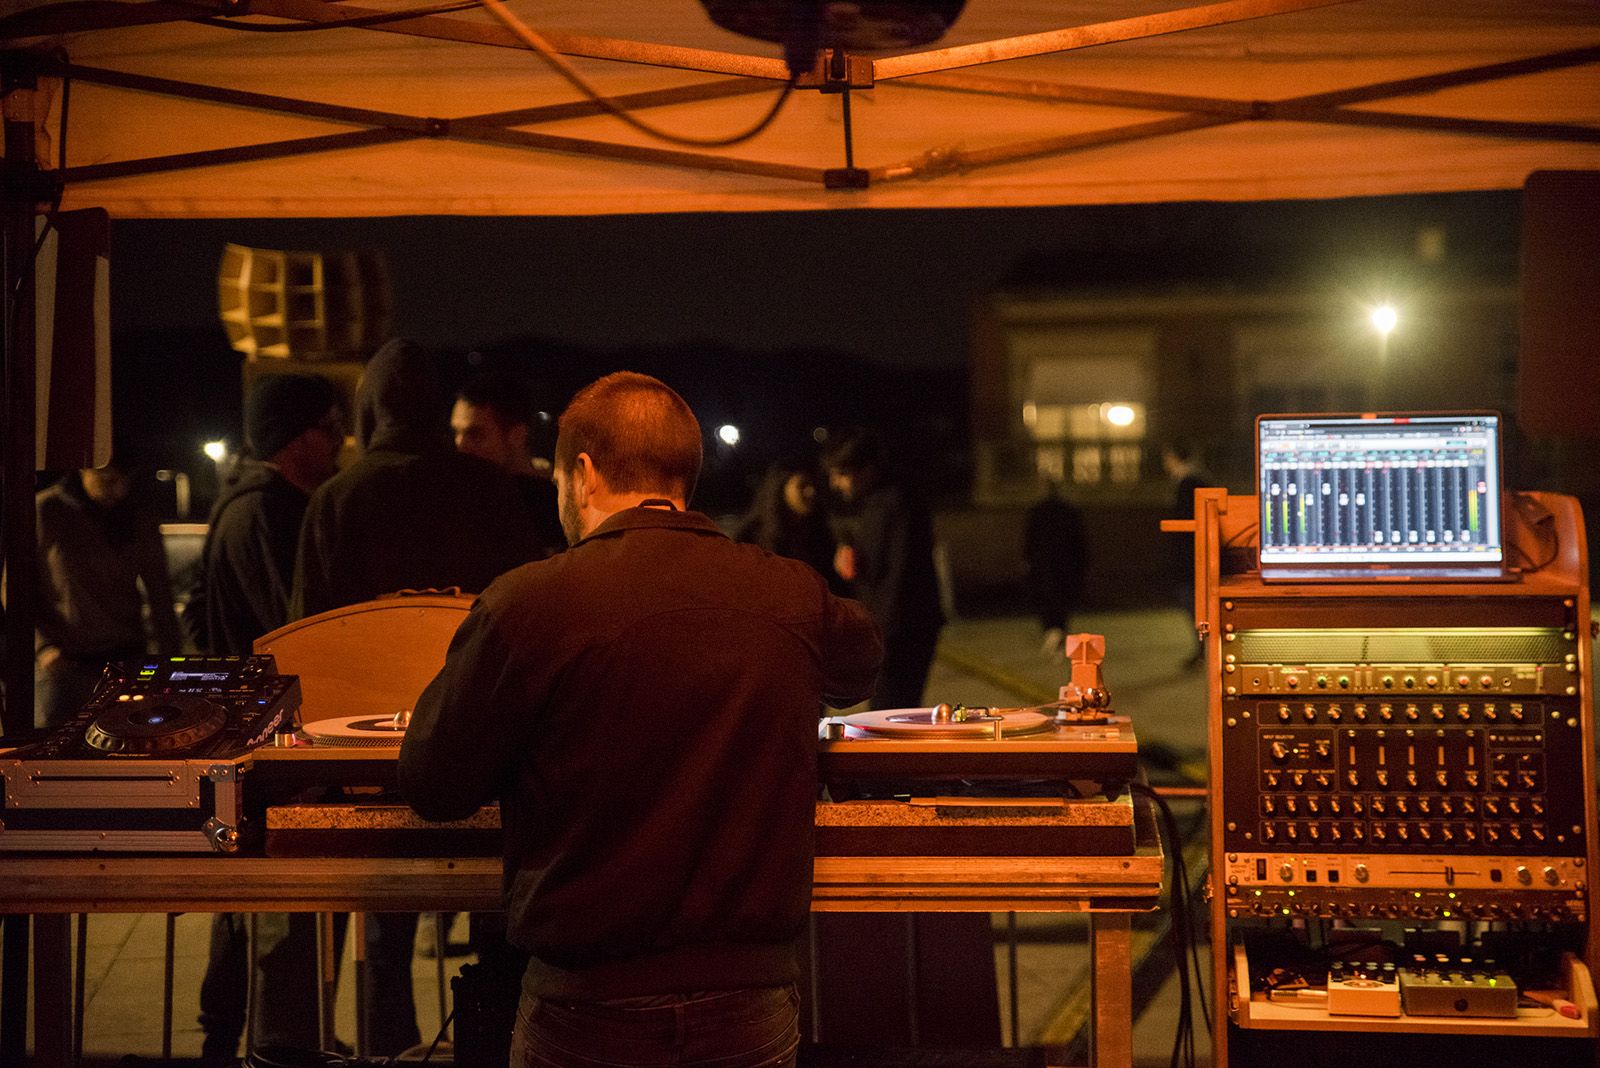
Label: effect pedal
xmin=1398 ymin=954 xmax=1518 ymax=1018
xmin=1326 ymin=960 xmax=1401 ymax=1016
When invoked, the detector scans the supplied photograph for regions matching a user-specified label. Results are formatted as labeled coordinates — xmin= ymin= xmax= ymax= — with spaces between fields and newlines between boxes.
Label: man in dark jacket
xmin=452 ymin=369 xmax=565 ymax=559
xmin=400 ymin=372 xmax=882 ymax=1068
xmin=194 ymin=372 xmax=343 ymax=1066
xmin=822 ymin=430 xmax=944 ymax=710
xmin=292 ymin=338 xmax=538 ymax=620
xmin=292 ymin=338 xmax=539 ymax=1056
xmin=197 ymin=373 xmax=343 ymax=655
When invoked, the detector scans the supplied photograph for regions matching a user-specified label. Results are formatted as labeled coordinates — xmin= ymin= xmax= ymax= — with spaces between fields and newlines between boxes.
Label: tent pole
xmin=1 ymin=52 xmax=43 ymax=739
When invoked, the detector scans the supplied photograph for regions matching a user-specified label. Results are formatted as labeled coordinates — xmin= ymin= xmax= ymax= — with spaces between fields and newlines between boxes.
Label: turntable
xmin=0 ymin=655 xmax=301 ymax=853
xmin=815 ymin=634 xmax=1142 ymax=857
xmin=817 ymin=635 xmax=1138 ymax=791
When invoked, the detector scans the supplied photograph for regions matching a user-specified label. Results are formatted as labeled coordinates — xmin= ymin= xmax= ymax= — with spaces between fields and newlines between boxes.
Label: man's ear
xmin=573 ymin=452 xmax=598 ymax=505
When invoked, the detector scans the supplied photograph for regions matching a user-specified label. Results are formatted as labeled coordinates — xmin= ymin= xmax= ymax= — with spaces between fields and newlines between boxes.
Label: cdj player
xmin=0 ymin=655 xmax=300 ymax=853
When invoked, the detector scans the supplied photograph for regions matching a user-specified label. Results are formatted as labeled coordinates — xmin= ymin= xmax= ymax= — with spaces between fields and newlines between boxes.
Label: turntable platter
xmin=303 ymin=714 xmax=408 ymax=748
xmin=84 ymin=695 xmax=228 ymax=755
xmin=840 ymin=706 xmax=1055 ymax=740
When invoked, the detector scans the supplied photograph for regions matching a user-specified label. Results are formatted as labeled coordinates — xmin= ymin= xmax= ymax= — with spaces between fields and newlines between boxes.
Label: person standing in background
xmin=192 ymin=372 xmax=344 ymax=1066
xmin=31 ymin=456 xmax=181 ymax=728
xmin=822 ymin=430 xmax=943 ymax=710
xmin=293 ymin=337 xmax=539 ymax=1058
xmin=1024 ymin=480 xmax=1088 ymax=660
xmin=452 ymin=370 xmax=565 ymax=558
xmin=735 ymin=461 xmax=849 ymax=595
xmin=1162 ymin=439 xmax=1212 ymax=668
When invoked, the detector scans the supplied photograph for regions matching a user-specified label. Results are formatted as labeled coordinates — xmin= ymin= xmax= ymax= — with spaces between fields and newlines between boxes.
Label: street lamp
xmin=717 ymin=424 xmax=740 ymax=447
xmin=1370 ymin=304 xmax=1398 ymax=341
xmin=202 ymin=440 xmax=227 ymax=463
xmin=1368 ymin=303 xmax=1399 ymax=407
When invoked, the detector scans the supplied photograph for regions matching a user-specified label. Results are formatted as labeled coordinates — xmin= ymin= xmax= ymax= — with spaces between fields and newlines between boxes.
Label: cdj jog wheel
xmin=84 ymin=695 xmax=229 ymax=755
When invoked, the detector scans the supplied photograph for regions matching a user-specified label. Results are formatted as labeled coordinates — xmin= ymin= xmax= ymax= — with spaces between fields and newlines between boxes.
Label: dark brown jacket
xmin=400 ymin=506 xmax=881 ymax=999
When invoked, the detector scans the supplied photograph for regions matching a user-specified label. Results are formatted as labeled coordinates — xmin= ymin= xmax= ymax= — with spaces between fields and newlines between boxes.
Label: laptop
xmin=1256 ymin=412 xmax=1513 ymax=583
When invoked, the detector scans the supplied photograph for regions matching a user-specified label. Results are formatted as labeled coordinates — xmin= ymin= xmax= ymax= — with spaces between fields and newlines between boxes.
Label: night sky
xmin=109 ymin=191 xmax=1522 ymax=507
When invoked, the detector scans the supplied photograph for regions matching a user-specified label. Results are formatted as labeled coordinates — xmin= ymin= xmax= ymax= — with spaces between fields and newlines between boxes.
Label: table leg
xmin=434 ymin=913 xmax=447 ymax=1040
xmin=73 ymin=914 xmax=87 ymax=1068
xmin=1089 ymin=912 xmax=1133 ymax=1068
xmin=1 ymin=916 xmax=27 ymax=1068
xmin=354 ymin=912 xmax=369 ymax=1057
xmin=33 ymin=915 xmax=72 ymax=1068
xmin=317 ymin=912 xmax=337 ymax=1051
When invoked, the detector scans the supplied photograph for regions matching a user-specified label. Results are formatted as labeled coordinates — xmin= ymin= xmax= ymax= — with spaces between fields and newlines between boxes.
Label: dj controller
xmin=0 ymin=656 xmax=299 ymax=852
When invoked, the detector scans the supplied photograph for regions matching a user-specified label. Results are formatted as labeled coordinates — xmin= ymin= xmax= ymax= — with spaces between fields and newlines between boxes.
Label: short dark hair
xmin=556 ymin=372 xmax=702 ymax=500
xmin=458 ymin=370 xmax=534 ymax=431
xmin=1162 ymin=438 xmax=1197 ymax=464
xmin=820 ymin=428 xmax=885 ymax=476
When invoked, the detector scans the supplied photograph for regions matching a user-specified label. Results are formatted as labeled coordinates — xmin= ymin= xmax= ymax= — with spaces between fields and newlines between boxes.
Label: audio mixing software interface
xmin=1257 ymin=414 xmax=1503 ymax=566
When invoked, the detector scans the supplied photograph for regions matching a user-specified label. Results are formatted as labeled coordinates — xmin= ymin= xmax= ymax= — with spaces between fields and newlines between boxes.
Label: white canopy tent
xmin=3 ymin=0 xmax=1598 ymax=217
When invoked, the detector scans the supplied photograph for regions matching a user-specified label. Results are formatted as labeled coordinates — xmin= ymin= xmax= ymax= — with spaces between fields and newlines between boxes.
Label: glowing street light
xmin=717 ymin=424 xmax=740 ymax=447
xmin=1104 ymin=404 xmax=1137 ymax=428
xmin=202 ymin=440 xmax=227 ymax=463
xmin=1370 ymin=304 xmax=1398 ymax=338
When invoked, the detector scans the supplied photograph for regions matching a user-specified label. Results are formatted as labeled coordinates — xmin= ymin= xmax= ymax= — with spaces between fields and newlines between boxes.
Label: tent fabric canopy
xmin=6 ymin=0 xmax=1600 ymax=217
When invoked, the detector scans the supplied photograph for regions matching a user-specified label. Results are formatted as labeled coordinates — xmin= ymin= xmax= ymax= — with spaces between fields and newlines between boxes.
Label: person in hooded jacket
xmin=290 ymin=338 xmax=538 ymax=1057
xmin=196 ymin=373 xmax=344 ymax=655
xmin=193 ymin=372 xmax=344 ymax=1066
xmin=32 ymin=456 xmax=182 ymax=729
xmin=292 ymin=338 xmax=538 ymax=620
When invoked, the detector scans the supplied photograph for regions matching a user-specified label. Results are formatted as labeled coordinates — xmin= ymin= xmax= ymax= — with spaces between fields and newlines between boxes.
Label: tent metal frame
xmin=8 ymin=0 xmax=1598 ymax=193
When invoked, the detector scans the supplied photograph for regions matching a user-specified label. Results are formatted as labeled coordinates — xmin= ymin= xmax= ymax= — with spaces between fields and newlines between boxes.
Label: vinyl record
xmin=839 ymin=705 xmax=1055 ymax=740
xmin=303 ymin=714 xmax=408 ymax=748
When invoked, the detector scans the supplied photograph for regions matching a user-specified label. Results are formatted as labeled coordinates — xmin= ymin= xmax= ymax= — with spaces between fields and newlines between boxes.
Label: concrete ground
xmin=10 ymin=608 xmax=1212 ymax=1067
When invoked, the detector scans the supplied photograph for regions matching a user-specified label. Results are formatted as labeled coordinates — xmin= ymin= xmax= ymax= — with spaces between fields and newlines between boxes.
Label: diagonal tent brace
xmin=52 ymin=60 xmax=818 ymax=185
xmin=16 ymin=0 xmax=1600 ymax=196
xmin=872 ymin=0 xmax=1360 ymax=80
xmin=870 ymin=44 xmax=1600 ymax=183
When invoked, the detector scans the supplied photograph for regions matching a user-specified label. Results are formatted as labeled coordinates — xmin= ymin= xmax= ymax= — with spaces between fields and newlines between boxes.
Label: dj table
xmin=1 ymin=803 xmax=1161 ymax=1068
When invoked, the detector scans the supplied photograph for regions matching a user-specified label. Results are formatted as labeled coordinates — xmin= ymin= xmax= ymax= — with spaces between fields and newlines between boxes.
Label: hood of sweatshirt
xmin=355 ymin=337 xmax=453 ymax=455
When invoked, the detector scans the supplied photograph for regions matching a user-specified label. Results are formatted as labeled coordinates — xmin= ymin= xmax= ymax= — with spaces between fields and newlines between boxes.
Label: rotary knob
xmin=1354 ymin=863 xmax=1370 ymax=883
xmin=1543 ymin=866 xmax=1560 ymax=886
xmin=1516 ymin=865 xmax=1532 ymax=886
xmin=1279 ymin=863 xmax=1295 ymax=882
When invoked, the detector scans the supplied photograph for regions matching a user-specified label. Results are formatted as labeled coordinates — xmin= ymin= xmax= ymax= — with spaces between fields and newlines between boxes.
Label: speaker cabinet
xmin=1518 ymin=170 xmax=1600 ymax=437
xmin=218 ymin=243 xmax=391 ymax=361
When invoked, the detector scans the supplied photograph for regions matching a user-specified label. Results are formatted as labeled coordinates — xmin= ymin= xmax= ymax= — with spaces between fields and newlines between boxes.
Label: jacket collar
xmin=576 ymin=506 xmax=723 ymax=547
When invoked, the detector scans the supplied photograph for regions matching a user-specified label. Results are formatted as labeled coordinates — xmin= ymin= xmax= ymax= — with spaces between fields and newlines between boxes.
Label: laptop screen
xmin=1257 ymin=413 xmax=1503 ymax=568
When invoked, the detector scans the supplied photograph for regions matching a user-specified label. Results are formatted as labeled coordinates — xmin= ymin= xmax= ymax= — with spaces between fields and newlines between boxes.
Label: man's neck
xmin=578 ymin=490 xmax=687 ymax=539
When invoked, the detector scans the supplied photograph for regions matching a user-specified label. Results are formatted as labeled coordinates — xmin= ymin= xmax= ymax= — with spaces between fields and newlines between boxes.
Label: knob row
xmin=1260 ymin=793 xmax=1548 ymax=818
xmin=1257 ymin=820 xmax=1550 ymax=847
xmin=1265 ymin=701 xmax=1534 ymax=724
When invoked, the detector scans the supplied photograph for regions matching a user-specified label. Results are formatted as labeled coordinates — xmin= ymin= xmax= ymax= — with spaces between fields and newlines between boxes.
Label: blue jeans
xmin=511 ymin=984 xmax=799 ymax=1068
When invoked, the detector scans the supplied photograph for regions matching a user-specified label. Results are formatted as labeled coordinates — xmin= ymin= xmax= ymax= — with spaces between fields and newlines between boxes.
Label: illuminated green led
xmin=1254 ymin=890 xmax=1263 ymax=897
xmin=1288 ymin=891 xmax=1296 ymax=898
xmin=1413 ymin=892 xmax=1423 ymax=898
xmin=1442 ymin=910 xmax=1452 ymax=918
xmin=1281 ymin=908 xmax=1291 ymax=916
xmin=1488 ymin=979 xmax=1497 ymax=986
xmin=1447 ymin=893 xmax=1456 ymax=900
